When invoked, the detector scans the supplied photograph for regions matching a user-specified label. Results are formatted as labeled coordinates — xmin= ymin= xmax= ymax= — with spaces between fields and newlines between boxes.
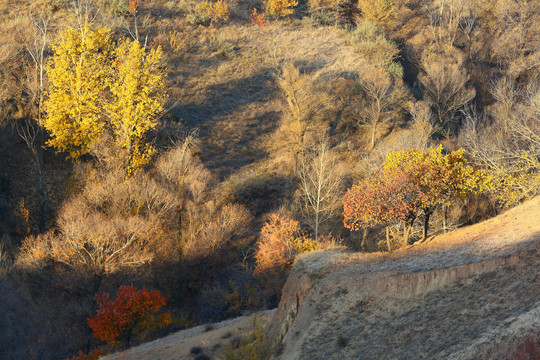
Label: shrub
xmin=386 ymin=61 xmax=404 ymax=80
xmin=357 ymin=0 xmax=394 ymax=25
xmin=220 ymin=319 xmax=274 ymax=360
xmin=254 ymin=214 xmax=340 ymax=294
xmin=195 ymin=0 xmax=230 ymax=24
xmin=88 ymin=285 xmax=171 ymax=347
xmin=187 ymin=12 xmax=211 ymax=26
xmin=263 ymin=0 xmax=298 ymax=18
xmin=167 ymin=31 xmax=187 ymax=53
xmin=250 ymin=8 xmax=269 ymax=27
xmin=207 ymin=33 xmax=236 ymax=58
xmin=345 ymin=22 xmax=399 ymax=66
xmin=254 ymin=214 xmax=301 ymax=277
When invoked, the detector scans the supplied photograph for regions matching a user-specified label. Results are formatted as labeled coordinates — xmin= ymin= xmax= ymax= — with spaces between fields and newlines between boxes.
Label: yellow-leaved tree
xmin=42 ymin=24 xmax=166 ymax=172
xmin=42 ymin=24 xmax=113 ymax=159
xmin=383 ymin=146 xmax=492 ymax=241
xmin=108 ymin=39 xmax=167 ymax=171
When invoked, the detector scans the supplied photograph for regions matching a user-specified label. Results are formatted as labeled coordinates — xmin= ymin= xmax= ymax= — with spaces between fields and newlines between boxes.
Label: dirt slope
xmin=101 ymin=309 xmax=275 ymax=360
xmin=271 ymin=196 xmax=540 ymax=359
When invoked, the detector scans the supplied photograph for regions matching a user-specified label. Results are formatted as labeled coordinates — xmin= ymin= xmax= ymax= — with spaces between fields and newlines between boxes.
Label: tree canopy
xmin=42 ymin=24 xmax=166 ymax=172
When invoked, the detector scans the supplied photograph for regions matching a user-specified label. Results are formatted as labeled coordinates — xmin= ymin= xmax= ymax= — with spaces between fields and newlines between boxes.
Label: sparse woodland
xmin=0 ymin=0 xmax=538 ymax=357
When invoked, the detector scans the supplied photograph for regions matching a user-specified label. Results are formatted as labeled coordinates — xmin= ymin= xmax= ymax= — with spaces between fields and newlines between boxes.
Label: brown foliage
xmin=276 ymin=63 xmax=325 ymax=170
xmin=16 ymin=168 xmax=179 ymax=282
xmin=254 ymin=213 xmax=340 ymax=295
xmin=353 ymin=66 xmax=410 ymax=148
xmin=254 ymin=214 xmax=300 ymax=277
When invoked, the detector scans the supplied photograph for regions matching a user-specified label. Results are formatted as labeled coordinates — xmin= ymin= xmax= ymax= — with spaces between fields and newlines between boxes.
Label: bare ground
xmin=273 ymin=196 xmax=540 ymax=359
xmin=101 ymin=309 xmax=275 ymax=360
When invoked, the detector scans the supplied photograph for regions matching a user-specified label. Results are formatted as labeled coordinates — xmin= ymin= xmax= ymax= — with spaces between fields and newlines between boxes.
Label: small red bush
xmin=88 ymin=285 xmax=171 ymax=347
xmin=250 ymin=8 xmax=268 ymax=27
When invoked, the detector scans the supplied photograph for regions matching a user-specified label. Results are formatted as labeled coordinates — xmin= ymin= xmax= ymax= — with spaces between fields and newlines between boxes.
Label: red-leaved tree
xmin=343 ymin=171 xmax=421 ymax=251
xmin=88 ymin=285 xmax=171 ymax=348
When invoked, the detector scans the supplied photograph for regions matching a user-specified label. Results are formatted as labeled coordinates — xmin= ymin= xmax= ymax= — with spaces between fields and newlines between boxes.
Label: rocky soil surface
xmin=101 ymin=309 xmax=275 ymax=360
xmin=271 ymin=196 xmax=540 ymax=359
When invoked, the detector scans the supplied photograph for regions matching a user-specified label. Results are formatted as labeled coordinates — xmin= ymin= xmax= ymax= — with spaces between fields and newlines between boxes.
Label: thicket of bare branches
xmin=461 ymin=78 xmax=540 ymax=207
xmin=419 ymin=51 xmax=475 ymax=136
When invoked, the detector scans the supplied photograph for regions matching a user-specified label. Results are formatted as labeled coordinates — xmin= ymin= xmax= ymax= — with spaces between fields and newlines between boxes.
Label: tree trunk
xmin=386 ymin=226 xmax=392 ymax=252
xmin=422 ymin=210 xmax=432 ymax=240
xmin=361 ymin=228 xmax=368 ymax=252
xmin=402 ymin=220 xmax=410 ymax=247
xmin=36 ymin=129 xmax=49 ymax=233
xmin=442 ymin=204 xmax=448 ymax=233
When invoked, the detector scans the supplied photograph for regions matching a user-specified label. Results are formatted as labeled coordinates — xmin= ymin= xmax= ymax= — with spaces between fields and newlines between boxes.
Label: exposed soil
xmin=101 ymin=309 xmax=275 ymax=360
xmin=272 ymin=196 xmax=540 ymax=359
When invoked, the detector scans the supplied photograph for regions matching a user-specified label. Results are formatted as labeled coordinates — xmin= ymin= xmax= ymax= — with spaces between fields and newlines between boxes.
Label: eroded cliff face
xmin=270 ymin=197 xmax=540 ymax=360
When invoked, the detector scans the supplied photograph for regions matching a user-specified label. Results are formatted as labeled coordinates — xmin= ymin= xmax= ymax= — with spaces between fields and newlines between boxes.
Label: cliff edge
xmin=271 ymin=196 xmax=540 ymax=359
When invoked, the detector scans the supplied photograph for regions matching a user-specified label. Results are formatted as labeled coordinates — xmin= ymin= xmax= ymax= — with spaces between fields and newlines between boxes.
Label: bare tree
xmin=278 ymin=63 xmax=323 ymax=170
xmin=420 ymin=53 xmax=475 ymax=137
xmin=461 ymin=78 xmax=540 ymax=206
xmin=432 ymin=0 xmax=471 ymax=46
xmin=354 ymin=66 xmax=408 ymax=148
xmin=72 ymin=0 xmax=99 ymax=36
xmin=16 ymin=14 xmax=50 ymax=232
xmin=298 ymin=140 xmax=343 ymax=241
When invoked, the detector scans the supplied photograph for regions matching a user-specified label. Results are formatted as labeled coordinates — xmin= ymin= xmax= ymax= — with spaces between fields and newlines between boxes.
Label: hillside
xmin=272 ymin=196 xmax=540 ymax=359
xmin=1 ymin=0 xmax=539 ymax=358
xmin=103 ymin=196 xmax=540 ymax=359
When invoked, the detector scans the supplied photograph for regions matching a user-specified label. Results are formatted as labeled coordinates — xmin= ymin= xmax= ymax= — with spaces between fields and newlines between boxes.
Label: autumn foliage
xmin=343 ymin=171 xmax=419 ymax=230
xmin=254 ymin=214 xmax=339 ymax=294
xmin=88 ymin=285 xmax=171 ymax=347
xmin=250 ymin=9 xmax=268 ymax=27
xmin=195 ymin=0 xmax=230 ymax=24
xmin=383 ymin=146 xmax=491 ymax=212
xmin=254 ymin=214 xmax=300 ymax=277
xmin=344 ymin=146 xmax=490 ymax=250
xmin=263 ymin=0 xmax=298 ymax=18
xmin=357 ymin=0 xmax=394 ymax=25
xmin=42 ymin=24 xmax=167 ymax=172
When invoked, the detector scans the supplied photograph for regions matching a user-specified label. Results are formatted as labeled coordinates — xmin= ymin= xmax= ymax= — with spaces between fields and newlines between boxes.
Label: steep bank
xmin=271 ymin=196 xmax=540 ymax=359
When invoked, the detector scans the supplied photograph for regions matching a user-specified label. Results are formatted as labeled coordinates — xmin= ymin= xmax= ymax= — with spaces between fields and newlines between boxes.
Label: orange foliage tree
xmin=343 ymin=171 xmax=421 ymax=251
xmin=344 ymin=146 xmax=490 ymax=250
xmin=250 ymin=8 xmax=268 ymax=27
xmin=254 ymin=214 xmax=338 ymax=296
xmin=254 ymin=214 xmax=300 ymax=277
xmin=88 ymin=285 xmax=171 ymax=348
